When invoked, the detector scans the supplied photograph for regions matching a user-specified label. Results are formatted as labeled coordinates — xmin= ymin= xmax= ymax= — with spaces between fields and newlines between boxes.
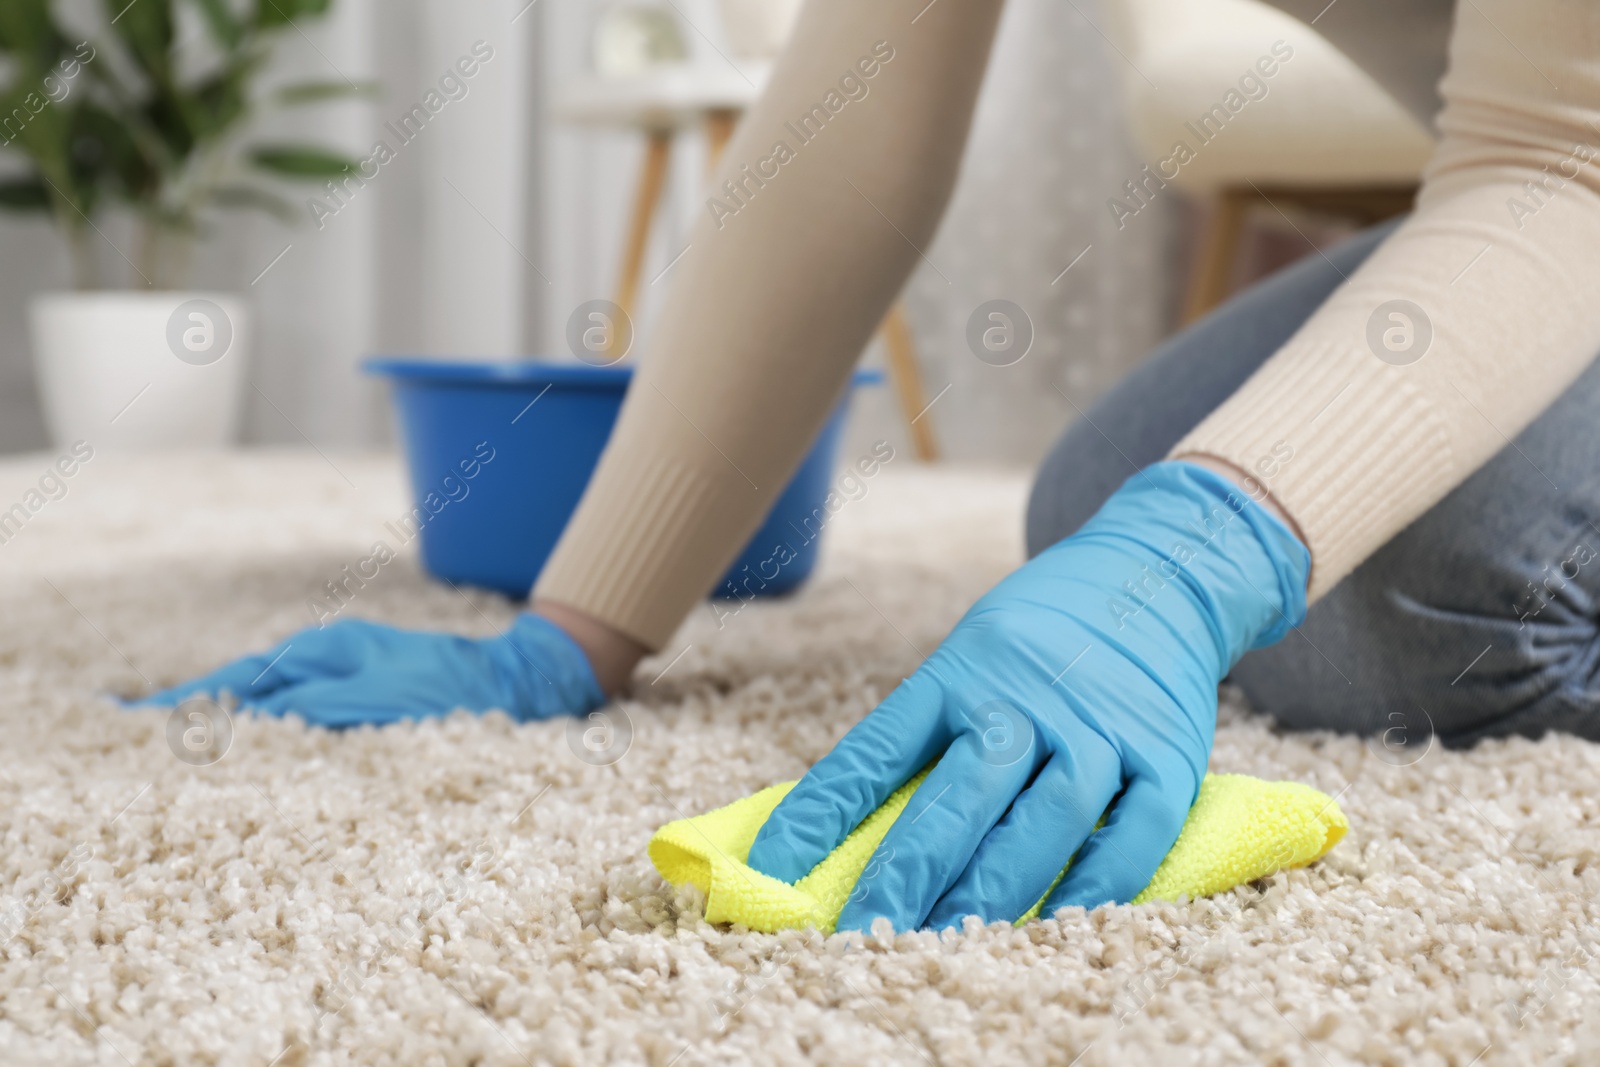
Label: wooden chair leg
xmin=614 ymin=129 xmax=674 ymax=335
xmin=1181 ymin=186 xmax=1253 ymax=324
xmin=703 ymin=108 xmax=739 ymax=173
xmin=881 ymin=304 xmax=939 ymax=462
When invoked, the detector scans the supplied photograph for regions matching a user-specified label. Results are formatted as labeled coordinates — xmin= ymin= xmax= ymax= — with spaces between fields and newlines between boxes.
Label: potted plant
xmin=0 ymin=0 xmax=364 ymax=449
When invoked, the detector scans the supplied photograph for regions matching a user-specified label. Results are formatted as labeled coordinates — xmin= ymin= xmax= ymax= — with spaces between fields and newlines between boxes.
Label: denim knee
xmin=1231 ymin=517 xmax=1600 ymax=747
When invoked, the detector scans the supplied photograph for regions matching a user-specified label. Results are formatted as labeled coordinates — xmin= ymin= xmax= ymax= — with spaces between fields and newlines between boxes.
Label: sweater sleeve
xmin=534 ymin=0 xmax=1007 ymax=650
xmin=1172 ymin=0 xmax=1600 ymax=602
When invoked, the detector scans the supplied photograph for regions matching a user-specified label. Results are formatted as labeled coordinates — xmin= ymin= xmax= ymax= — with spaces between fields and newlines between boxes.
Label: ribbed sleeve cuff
xmin=534 ymin=446 xmax=730 ymax=651
xmin=1169 ymin=339 xmax=1455 ymax=602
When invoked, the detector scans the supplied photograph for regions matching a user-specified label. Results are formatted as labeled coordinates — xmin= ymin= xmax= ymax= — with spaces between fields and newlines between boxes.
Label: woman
xmin=143 ymin=0 xmax=1600 ymax=934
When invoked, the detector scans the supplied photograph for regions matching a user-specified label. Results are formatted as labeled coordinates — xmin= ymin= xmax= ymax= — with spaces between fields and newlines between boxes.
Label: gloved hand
xmin=129 ymin=613 xmax=605 ymax=727
xmin=746 ymin=461 xmax=1310 ymax=932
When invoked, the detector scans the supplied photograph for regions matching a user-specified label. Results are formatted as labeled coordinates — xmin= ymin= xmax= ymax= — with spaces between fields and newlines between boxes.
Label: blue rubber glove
xmin=129 ymin=614 xmax=605 ymax=727
xmin=746 ymin=461 xmax=1310 ymax=932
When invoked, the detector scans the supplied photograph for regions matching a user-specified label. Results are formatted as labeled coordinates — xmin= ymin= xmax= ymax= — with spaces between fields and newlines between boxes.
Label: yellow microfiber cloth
xmin=649 ymin=771 xmax=1347 ymax=933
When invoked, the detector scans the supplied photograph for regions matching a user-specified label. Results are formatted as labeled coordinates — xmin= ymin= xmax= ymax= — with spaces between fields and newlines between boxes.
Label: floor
xmin=0 ymin=451 xmax=1597 ymax=1066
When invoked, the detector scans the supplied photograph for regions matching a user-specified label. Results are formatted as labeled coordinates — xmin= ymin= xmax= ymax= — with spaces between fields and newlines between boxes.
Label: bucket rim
xmin=363 ymin=357 xmax=883 ymax=389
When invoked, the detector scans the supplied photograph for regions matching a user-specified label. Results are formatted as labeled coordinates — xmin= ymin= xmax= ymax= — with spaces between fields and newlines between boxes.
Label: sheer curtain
xmin=896 ymin=0 xmax=1169 ymax=464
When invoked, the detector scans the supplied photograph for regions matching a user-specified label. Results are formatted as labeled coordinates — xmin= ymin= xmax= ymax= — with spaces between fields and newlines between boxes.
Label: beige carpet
xmin=0 ymin=450 xmax=1596 ymax=1066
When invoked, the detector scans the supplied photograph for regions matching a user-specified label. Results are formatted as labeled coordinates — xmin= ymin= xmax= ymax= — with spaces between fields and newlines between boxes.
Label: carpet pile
xmin=0 ymin=451 xmax=1596 ymax=1065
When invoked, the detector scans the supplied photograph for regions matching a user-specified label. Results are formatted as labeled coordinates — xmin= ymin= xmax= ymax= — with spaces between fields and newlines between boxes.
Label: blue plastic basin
xmin=364 ymin=358 xmax=880 ymax=601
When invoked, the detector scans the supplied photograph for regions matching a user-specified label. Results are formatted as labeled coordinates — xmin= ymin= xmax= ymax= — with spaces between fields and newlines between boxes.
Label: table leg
xmin=704 ymin=108 xmax=739 ymax=174
xmin=615 ymin=129 xmax=674 ymax=337
xmin=881 ymin=304 xmax=939 ymax=462
xmin=1181 ymin=186 xmax=1252 ymax=324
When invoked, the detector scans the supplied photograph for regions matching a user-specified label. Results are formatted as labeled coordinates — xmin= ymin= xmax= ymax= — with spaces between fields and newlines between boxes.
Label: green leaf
xmin=190 ymin=0 xmax=243 ymax=50
xmin=73 ymin=102 xmax=159 ymax=200
xmin=0 ymin=177 xmax=50 ymax=210
xmin=248 ymin=143 xmax=357 ymax=177
xmin=103 ymin=0 xmax=175 ymax=87
xmin=253 ymin=0 xmax=332 ymax=29
xmin=273 ymin=79 xmax=377 ymax=106
xmin=0 ymin=0 xmax=66 ymax=65
xmin=208 ymin=182 xmax=298 ymax=221
xmin=178 ymin=55 xmax=259 ymax=143
xmin=4 ymin=0 xmax=352 ymax=240
xmin=0 ymin=83 xmax=80 ymax=197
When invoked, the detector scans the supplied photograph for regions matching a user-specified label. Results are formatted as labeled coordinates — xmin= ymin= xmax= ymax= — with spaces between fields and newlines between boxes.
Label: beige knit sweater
xmin=536 ymin=0 xmax=1600 ymax=650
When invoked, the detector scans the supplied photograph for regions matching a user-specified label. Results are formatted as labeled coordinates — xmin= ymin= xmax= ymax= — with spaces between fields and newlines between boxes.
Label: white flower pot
xmin=30 ymin=291 xmax=249 ymax=451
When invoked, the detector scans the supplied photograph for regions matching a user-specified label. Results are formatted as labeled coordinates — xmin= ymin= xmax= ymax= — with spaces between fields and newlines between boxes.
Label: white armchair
xmin=1100 ymin=0 xmax=1435 ymax=318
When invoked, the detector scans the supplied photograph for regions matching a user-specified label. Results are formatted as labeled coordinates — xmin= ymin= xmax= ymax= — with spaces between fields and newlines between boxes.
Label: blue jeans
xmin=1027 ymin=219 xmax=1600 ymax=747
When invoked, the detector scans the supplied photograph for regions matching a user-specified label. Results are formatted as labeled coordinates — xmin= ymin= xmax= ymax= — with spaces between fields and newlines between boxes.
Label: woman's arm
xmin=1173 ymin=0 xmax=1600 ymax=601
xmin=533 ymin=0 xmax=1008 ymax=670
xmin=1262 ymin=0 xmax=1453 ymax=129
